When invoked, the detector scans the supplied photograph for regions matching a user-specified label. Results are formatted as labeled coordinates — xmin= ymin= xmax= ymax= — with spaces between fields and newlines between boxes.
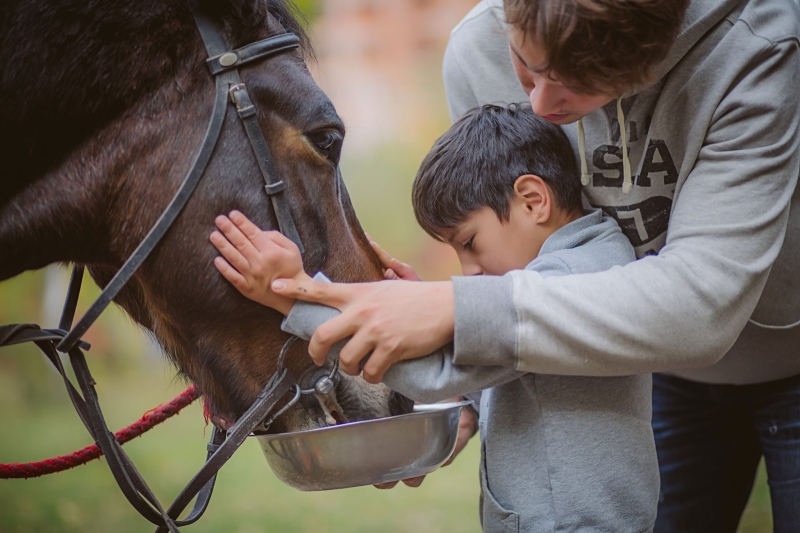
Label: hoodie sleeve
xmin=383 ymin=351 xmax=522 ymax=404
xmin=452 ymin=40 xmax=800 ymax=375
xmin=442 ymin=1 xmax=528 ymax=122
xmin=282 ymin=274 xmax=523 ymax=402
xmin=442 ymin=40 xmax=479 ymax=123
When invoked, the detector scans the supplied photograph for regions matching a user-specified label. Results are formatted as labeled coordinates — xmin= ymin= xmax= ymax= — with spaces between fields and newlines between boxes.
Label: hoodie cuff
xmin=281 ymin=273 xmax=340 ymax=340
xmin=452 ymin=275 xmax=517 ymax=368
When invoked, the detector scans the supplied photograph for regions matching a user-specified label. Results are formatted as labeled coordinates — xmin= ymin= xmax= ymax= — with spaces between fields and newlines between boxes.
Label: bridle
xmin=0 ymin=3 xmax=324 ymax=531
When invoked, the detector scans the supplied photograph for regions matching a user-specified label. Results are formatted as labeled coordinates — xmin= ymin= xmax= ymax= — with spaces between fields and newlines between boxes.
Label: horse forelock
xmin=210 ymin=0 xmax=314 ymax=59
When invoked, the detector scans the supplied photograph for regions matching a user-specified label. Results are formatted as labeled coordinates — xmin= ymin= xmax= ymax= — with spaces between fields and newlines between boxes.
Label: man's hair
xmin=503 ymin=0 xmax=690 ymax=95
xmin=412 ymin=104 xmax=581 ymax=240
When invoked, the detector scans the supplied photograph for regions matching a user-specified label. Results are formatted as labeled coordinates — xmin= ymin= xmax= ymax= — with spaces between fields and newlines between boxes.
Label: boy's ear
xmin=514 ymin=174 xmax=551 ymax=223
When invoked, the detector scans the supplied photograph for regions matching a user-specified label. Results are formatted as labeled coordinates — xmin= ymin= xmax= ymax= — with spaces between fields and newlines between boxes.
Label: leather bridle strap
xmin=193 ymin=7 xmax=304 ymax=252
xmin=153 ymin=370 xmax=295 ymax=532
xmin=57 ymin=4 xmax=303 ymax=354
xmin=206 ymin=33 xmax=301 ymax=75
xmin=4 ymin=270 xmax=216 ymax=531
xmin=229 ymin=83 xmax=303 ymax=252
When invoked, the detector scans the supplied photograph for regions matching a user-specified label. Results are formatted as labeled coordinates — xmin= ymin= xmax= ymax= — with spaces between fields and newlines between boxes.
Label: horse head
xmin=0 ymin=0 xmax=411 ymax=432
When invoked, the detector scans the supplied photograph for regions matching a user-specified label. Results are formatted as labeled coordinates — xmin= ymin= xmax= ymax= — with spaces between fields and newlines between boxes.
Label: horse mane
xmin=0 ymin=0 xmax=312 ymax=205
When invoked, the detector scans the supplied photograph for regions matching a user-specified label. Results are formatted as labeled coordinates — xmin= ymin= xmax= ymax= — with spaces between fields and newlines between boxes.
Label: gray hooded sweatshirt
xmin=443 ymin=0 xmax=800 ymax=384
xmin=283 ymin=210 xmax=659 ymax=533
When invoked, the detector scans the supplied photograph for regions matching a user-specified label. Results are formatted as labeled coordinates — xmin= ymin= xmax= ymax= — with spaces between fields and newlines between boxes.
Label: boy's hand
xmin=209 ymin=210 xmax=310 ymax=315
xmin=367 ymin=235 xmax=422 ymax=281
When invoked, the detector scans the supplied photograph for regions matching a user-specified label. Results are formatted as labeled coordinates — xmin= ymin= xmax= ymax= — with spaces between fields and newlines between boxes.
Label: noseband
xmin=0 ymin=3 xmax=318 ymax=531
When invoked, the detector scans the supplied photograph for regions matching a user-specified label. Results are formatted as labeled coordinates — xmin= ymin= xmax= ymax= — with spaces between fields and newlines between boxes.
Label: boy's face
xmin=508 ymin=28 xmax=616 ymax=125
xmin=439 ymin=202 xmax=546 ymax=277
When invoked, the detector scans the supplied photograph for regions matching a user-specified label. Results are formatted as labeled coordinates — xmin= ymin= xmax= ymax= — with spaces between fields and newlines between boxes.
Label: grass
xmin=0 ymin=348 xmax=775 ymax=533
xmin=0 ymin=362 xmax=482 ymax=533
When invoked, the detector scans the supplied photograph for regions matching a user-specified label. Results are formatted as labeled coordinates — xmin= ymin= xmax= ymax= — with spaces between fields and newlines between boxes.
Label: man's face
xmin=508 ymin=28 xmax=616 ymax=125
xmin=439 ymin=204 xmax=544 ymax=277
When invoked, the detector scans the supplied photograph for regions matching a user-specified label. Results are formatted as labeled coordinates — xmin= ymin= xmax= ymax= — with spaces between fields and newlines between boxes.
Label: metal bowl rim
xmin=252 ymin=400 xmax=472 ymax=441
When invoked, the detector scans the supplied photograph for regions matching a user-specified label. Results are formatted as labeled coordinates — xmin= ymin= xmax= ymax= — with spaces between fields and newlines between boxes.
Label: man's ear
xmin=514 ymin=174 xmax=551 ymax=223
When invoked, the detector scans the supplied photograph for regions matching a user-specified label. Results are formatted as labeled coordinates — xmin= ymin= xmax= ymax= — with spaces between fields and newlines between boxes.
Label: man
xmin=268 ymin=1 xmax=800 ymax=530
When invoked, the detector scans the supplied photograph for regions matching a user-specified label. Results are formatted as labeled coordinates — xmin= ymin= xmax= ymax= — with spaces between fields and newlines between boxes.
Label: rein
xmin=0 ymin=3 xmax=314 ymax=531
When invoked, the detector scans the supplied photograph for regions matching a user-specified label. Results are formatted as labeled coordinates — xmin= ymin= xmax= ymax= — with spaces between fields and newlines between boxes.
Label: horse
xmin=0 ymin=0 xmax=411 ymax=435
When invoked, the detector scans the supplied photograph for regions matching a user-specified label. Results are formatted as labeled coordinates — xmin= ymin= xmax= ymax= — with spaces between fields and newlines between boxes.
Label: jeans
xmin=652 ymin=372 xmax=800 ymax=533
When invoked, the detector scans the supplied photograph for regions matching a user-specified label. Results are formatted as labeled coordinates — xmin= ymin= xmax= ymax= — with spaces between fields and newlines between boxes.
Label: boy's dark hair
xmin=412 ymin=104 xmax=581 ymax=240
xmin=503 ymin=0 xmax=689 ymax=95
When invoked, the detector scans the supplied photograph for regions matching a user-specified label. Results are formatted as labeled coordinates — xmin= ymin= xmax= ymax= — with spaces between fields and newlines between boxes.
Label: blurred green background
xmin=0 ymin=271 xmax=775 ymax=532
xmin=0 ymin=0 xmax=775 ymax=531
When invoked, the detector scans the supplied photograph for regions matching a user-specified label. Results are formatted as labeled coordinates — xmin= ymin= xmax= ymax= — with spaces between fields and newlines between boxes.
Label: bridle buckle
xmin=228 ymin=82 xmax=246 ymax=103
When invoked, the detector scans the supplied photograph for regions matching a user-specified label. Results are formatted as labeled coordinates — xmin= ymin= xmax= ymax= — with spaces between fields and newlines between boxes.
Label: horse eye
xmin=307 ymin=129 xmax=343 ymax=165
xmin=313 ymin=131 xmax=336 ymax=150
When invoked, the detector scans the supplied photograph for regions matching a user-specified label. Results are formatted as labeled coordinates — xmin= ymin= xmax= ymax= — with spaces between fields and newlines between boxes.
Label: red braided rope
xmin=0 ymin=385 xmax=200 ymax=479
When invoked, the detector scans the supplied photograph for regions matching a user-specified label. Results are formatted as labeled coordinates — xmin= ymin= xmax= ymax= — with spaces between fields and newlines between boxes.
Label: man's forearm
xmin=452 ymin=245 xmax=781 ymax=376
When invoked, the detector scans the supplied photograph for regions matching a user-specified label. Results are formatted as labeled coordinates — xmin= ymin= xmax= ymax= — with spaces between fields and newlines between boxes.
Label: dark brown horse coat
xmin=0 ymin=0 xmax=408 ymax=432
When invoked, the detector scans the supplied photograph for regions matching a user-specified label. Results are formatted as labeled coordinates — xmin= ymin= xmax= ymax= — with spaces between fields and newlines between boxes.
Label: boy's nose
xmin=461 ymin=262 xmax=483 ymax=276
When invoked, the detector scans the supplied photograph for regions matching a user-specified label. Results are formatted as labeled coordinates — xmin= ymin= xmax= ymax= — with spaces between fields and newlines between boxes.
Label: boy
xmin=210 ymin=104 xmax=659 ymax=532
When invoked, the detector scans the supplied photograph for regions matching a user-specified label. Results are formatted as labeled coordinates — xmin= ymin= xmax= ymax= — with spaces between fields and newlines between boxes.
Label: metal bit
xmin=314 ymin=376 xmax=346 ymax=425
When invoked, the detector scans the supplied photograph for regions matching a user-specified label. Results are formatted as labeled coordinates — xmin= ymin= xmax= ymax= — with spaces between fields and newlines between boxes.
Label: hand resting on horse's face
xmin=210 ymin=210 xmax=455 ymax=384
xmin=210 ymin=210 xmax=311 ymax=316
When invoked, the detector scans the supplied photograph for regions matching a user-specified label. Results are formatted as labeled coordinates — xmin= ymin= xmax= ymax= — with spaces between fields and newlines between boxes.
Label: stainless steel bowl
xmin=254 ymin=401 xmax=470 ymax=491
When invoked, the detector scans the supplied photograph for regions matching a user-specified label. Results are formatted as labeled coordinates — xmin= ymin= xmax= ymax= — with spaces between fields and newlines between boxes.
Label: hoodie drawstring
xmin=617 ymin=96 xmax=632 ymax=194
xmin=577 ymin=118 xmax=590 ymax=186
xmin=578 ymin=97 xmax=633 ymax=194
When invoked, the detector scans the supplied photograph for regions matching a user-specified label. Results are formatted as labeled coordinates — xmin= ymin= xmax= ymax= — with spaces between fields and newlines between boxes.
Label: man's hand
xmin=209 ymin=210 xmax=309 ymax=315
xmin=367 ymin=236 xmax=423 ymax=281
xmin=271 ymin=277 xmax=455 ymax=382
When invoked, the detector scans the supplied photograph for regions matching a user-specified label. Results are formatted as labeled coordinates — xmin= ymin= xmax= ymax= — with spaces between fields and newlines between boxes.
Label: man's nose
xmin=528 ymin=82 xmax=564 ymax=117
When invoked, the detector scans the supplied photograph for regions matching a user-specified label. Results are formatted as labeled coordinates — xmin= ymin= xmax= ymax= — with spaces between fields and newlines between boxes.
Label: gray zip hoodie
xmin=282 ymin=210 xmax=659 ymax=533
xmin=443 ymin=0 xmax=800 ymax=384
